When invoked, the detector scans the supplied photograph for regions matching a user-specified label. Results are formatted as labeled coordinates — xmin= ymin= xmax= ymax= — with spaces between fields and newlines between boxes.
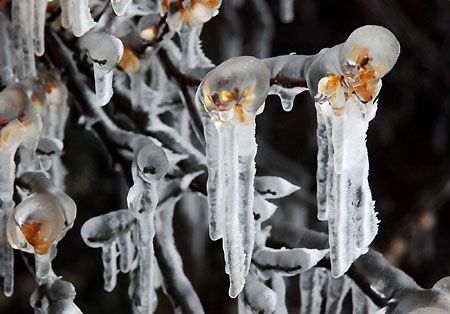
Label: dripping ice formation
xmin=61 ymin=0 xmax=97 ymax=37
xmin=127 ymin=141 xmax=169 ymax=313
xmin=310 ymin=26 xmax=400 ymax=277
xmin=196 ymin=56 xmax=270 ymax=297
xmin=81 ymin=32 xmax=124 ymax=106
xmin=0 ymin=87 xmax=42 ymax=296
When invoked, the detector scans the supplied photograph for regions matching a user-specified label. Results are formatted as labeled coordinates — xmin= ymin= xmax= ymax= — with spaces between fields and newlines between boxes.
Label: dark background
xmin=1 ymin=0 xmax=449 ymax=313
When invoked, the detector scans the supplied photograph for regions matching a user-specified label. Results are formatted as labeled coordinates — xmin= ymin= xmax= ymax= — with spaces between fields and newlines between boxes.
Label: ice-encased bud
xmin=81 ymin=32 xmax=124 ymax=74
xmin=135 ymin=143 xmax=169 ymax=181
xmin=137 ymin=14 xmax=160 ymax=41
xmin=7 ymin=193 xmax=74 ymax=255
xmin=0 ymin=88 xmax=41 ymax=153
xmin=340 ymin=25 xmax=400 ymax=78
xmin=81 ymin=210 xmax=135 ymax=248
xmin=199 ymin=56 xmax=270 ymax=125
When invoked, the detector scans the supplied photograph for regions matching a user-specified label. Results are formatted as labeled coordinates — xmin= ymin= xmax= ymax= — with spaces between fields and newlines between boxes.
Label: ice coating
xmin=71 ymin=0 xmax=97 ymax=37
xmin=81 ymin=32 xmax=124 ymax=106
xmin=310 ymin=26 xmax=400 ymax=277
xmin=126 ymin=142 xmax=168 ymax=313
xmin=81 ymin=209 xmax=136 ymax=291
xmin=197 ymin=56 xmax=270 ymax=297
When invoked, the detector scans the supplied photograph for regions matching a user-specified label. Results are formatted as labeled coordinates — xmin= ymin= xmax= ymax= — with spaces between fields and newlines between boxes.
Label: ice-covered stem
xmin=154 ymin=197 xmax=205 ymax=314
xmin=268 ymin=223 xmax=421 ymax=308
xmin=127 ymin=141 xmax=169 ymax=313
xmin=81 ymin=32 xmax=124 ymax=106
xmin=196 ymin=56 xmax=270 ymax=297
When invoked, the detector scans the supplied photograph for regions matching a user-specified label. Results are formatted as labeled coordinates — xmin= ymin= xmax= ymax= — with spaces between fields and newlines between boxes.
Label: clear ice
xmin=81 ymin=32 xmax=124 ymax=106
xmin=196 ymin=56 xmax=270 ymax=297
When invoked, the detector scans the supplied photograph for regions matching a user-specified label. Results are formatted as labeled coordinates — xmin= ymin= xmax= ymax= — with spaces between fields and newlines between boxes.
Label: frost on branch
xmin=196 ymin=56 xmax=270 ymax=297
xmin=309 ymin=25 xmax=400 ymax=277
xmin=81 ymin=32 xmax=124 ymax=106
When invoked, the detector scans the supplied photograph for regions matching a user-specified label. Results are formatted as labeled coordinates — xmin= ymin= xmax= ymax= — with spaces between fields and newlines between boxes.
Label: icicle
xmin=81 ymin=209 xmax=136 ymax=291
xmin=196 ymin=56 xmax=270 ymax=297
xmin=127 ymin=141 xmax=169 ymax=313
xmin=12 ymin=0 xmax=36 ymax=79
xmin=300 ymin=268 xmax=329 ymax=314
xmin=178 ymin=26 xmax=214 ymax=75
xmin=0 ymin=13 xmax=15 ymax=85
xmin=60 ymin=0 xmax=73 ymax=29
xmin=310 ymin=26 xmax=400 ymax=277
xmin=279 ymin=0 xmax=294 ymax=23
xmin=33 ymin=0 xmax=47 ymax=57
xmin=71 ymin=0 xmax=97 ymax=37
xmin=268 ymin=81 xmax=308 ymax=112
xmin=111 ymin=0 xmax=132 ymax=16
xmin=81 ymin=32 xmax=124 ymax=106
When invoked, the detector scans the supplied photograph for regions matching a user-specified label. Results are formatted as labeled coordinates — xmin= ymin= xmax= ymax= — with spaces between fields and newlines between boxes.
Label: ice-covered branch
xmin=154 ymin=196 xmax=205 ymax=314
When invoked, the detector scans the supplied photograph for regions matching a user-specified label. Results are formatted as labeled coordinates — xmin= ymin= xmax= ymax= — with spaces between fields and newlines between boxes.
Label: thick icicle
xmin=12 ymin=0 xmax=36 ymax=79
xmin=268 ymin=84 xmax=307 ymax=112
xmin=60 ymin=0 xmax=73 ymax=29
xmin=81 ymin=32 xmax=124 ymax=106
xmin=111 ymin=0 xmax=132 ymax=16
xmin=196 ymin=56 xmax=270 ymax=297
xmin=310 ymin=26 xmax=400 ymax=277
xmin=33 ymin=0 xmax=47 ymax=57
xmin=71 ymin=0 xmax=97 ymax=37
xmin=271 ymin=274 xmax=289 ymax=314
xmin=0 ymin=13 xmax=15 ymax=85
xmin=127 ymin=141 xmax=169 ymax=313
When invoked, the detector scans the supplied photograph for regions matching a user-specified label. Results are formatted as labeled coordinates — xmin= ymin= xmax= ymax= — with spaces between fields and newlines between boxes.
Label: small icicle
xmin=71 ymin=0 xmax=97 ymax=37
xmin=315 ymin=102 xmax=329 ymax=221
xmin=111 ymin=0 xmax=132 ymax=16
xmin=60 ymin=0 xmax=73 ymax=29
xmin=271 ymin=274 xmax=289 ymax=314
xmin=279 ymin=0 xmax=294 ymax=23
xmin=325 ymin=275 xmax=351 ymax=314
xmin=94 ymin=67 xmax=114 ymax=106
xmin=268 ymin=84 xmax=307 ymax=112
xmin=102 ymin=241 xmax=118 ymax=292
xmin=33 ymin=0 xmax=47 ymax=57
xmin=0 ymin=13 xmax=15 ymax=85
xmin=117 ymin=230 xmax=134 ymax=273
